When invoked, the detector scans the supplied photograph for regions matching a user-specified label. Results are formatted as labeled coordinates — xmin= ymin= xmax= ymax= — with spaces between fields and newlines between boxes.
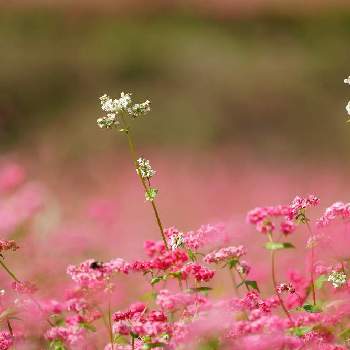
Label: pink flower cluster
xmin=181 ymin=262 xmax=215 ymax=282
xmin=131 ymin=246 xmax=188 ymax=273
xmin=2 ymin=160 xmax=350 ymax=350
xmin=289 ymin=195 xmax=320 ymax=219
xmin=204 ymin=245 xmax=246 ymax=263
xmin=112 ymin=302 xmax=169 ymax=340
xmin=156 ymin=289 xmax=209 ymax=314
xmin=316 ymin=201 xmax=350 ymax=228
xmin=11 ymin=281 xmax=37 ymax=295
xmin=247 ymin=195 xmax=319 ymax=234
xmin=0 ymin=332 xmax=13 ymax=350
xmin=67 ymin=258 xmax=130 ymax=289
xmin=0 ymin=240 xmax=19 ymax=254
xmin=165 ymin=223 xmax=227 ymax=251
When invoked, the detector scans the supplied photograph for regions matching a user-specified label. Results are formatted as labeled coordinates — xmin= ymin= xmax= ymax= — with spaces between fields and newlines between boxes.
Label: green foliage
xmin=142 ymin=342 xmax=166 ymax=349
xmin=49 ymin=340 xmax=66 ymax=350
xmin=315 ymin=274 xmax=328 ymax=289
xmin=237 ymin=280 xmax=260 ymax=292
xmin=188 ymin=287 xmax=212 ymax=294
xmin=228 ymin=258 xmax=238 ymax=269
xmin=265 ymin=242 xmax=295 ymax=250
xmin=289 ymin=326 xmax=313 ymax=337
xmin=299 ymin=303 xmax=322 ymax=313
xmin=145 ymin=187 xmax=158 ymax=202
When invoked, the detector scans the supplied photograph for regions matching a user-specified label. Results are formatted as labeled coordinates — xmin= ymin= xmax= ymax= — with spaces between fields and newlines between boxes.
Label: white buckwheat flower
xmin=169 ymin=232 xmax=184 ymax=250
xmin=328 ymin=270 xmax=347 ymax=288
xmin=129 ymin=100 xmax=151 ymax=118
xmin=346 ymin=101 xmax=350 ymax=116
xmin=98 ymin=92 xmax=151 ymax=129
xmin=136 ymin=157 xmax=156 ymax=179
xmin=97 ymin=114 xmax=119 ymax=129
xmin=344 ymin=76 xmax=350 ymax=85
xmin=117 ymin=92 xmax=132 ymax=111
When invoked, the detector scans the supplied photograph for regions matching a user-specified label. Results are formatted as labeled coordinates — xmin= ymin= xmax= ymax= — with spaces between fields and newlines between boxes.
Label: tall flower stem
xmin=233 ymin=266 xmax=250 ymax=292
xmin=120 ymin=115 xmax=168 ymax=249
xmin=107 ymin=300 xmax=114 ymax=350
xmin=306 ymin=222 xmax=316 ymax=306
xmin=268 ymin=234 xmax=293 ymax=322
xmin=228 ymin=268 xmax=240 ymax=296
xmin=0 ymin=259 xmax=20 ymax=283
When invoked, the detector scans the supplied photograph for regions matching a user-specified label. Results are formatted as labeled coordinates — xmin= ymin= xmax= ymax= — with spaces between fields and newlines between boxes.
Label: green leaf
xmin=169 ymin=271 xmax=182 ymax=279
xmin=299 ymin=303 xmax=322 ymax=313
xmin=143 ymin=342 xmax=166 ymax=349
xmin=289 ymin=326 xmax=313 ymax=337
xmin=237 ymin=280 xmax=260 ymax=292
xmin=187 ymin=249 xmax=196 ymax=262
xmin=228 ymin=258 xmax=239 ymax=269
xmin=315 ymin=274 xmax=328 ymax=289
xmin=150 ymin=276 xmax=165 ymax=285
xmin=339 ymin=328 xmax=350 ymax=341
xmin=265 ymin=242 xmax=295 ymax=250
xmin=188 ymin=287 xmax=212 ymax=294
xmin=80 ymin=322 xmax=96 ymax=332
xmin=145 ymin=187 xmax=158 ymax=202
xmin=49 ymin=340 xmax=66 ymax=350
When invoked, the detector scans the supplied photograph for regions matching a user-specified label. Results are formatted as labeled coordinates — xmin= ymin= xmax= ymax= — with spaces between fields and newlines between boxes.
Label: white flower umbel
xmin=97 ymin=92 xmax=151 ymax=129
xmin=136 ymin=157 xmax=156 ymax=179
xmin=169 ymin=232 xmax=184 ymax=251
xmin=346 ymin=101 xmax=350 ymax=116
xmin=344 ymin=76 xmax=350 ymax=85
xmin=97 ymin=114 xmax=119 ymax=129
xmin=129 ymin=100 xmax=151 ymax=118
xmin=328 ymin=270 xmax=347 ymax=288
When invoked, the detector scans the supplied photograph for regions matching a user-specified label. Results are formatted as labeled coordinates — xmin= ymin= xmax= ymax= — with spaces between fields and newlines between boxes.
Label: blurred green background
xmin=1 ymin=3 xmax=350 ymax=162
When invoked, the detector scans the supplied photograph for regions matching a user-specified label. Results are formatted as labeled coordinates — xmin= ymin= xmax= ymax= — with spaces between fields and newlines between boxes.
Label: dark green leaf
xmin=188 ymin=287 xmax=212 ymax=294
xmin=228 ymin=258 xmax=238 ymax=269
xmin=150 ymin=276 xmax=164 ymax=285
xmin=299 ymin=303 xmax=322 ymax=313
xmin=237 ymin=280 xmax=260 ymax=292
xmin=143 ymin=342 xmax=166 ymax=349
xmin=80 ymin=322 xmax=96 ymax=332
xmin=187 ymin=249 xmax=196 ymax=262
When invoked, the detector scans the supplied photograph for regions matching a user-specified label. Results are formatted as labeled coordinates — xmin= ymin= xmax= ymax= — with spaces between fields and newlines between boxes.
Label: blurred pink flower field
xmin=1 ymin=144 xmax=350 ymax=349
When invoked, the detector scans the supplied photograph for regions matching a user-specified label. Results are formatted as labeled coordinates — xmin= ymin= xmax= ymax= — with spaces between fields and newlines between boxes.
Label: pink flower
xmin=0 ymin=163 xmax=25 ymax=193
xmin=204 ymin=245 xmax=247 ymax=264
xmin=12 ymin=281 xmax=37 ymax=294
xmin=246 ymin=207 xmax=268 ymax=225
xmin=276 ymin=283 xmax=295 ymax=294
xmin=45 ymin=325 xmax=84 ymax=345
xmin=280 ymin=220 xmax=296 ymax=235
xmin=289 ymin=194 xmax=320 ymax=219
xmin=0 ymin=240 xmax=19 ymax=253
xmin=0 ymin=332 xmax=13 ymax=350
xmin=316 ymin=201 xmax=350 ymax=228
xmin=67 ymin=258 xmax=130 ymax=289
xmin=181 ymin=263 xmax=215 ymax=282
xmin=256 ymin=220 xmax=275 ymax=234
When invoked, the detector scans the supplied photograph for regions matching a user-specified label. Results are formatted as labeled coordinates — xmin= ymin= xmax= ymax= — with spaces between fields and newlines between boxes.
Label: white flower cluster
xmin=169 ymin=232 xmax=184 ymax=251
xmin=97 ymin=92 xmax=151 ymax=129
xmin=328 ymin=270 xmax=347 ymax=288
xmin=344 ymin=77 xmax=350 ymax=116
xmin=136 ymin=157 xmax=156 ymax=179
